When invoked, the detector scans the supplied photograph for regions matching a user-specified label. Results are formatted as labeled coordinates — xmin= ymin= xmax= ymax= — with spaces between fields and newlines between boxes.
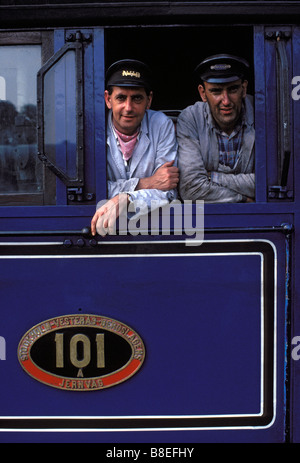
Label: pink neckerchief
xmin=113 ymin=125 xmax=140 ymax=161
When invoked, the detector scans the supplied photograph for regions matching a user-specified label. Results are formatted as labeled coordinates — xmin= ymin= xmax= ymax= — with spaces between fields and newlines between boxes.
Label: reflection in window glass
xmin=0 ymin=46 xmax=41 ymax=195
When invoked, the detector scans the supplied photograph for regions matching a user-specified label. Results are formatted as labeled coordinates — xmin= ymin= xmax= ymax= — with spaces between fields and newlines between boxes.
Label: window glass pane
xmin=0 ymin=45 xmax=42 ymax=194
xmin=43 ymin=49 xmax=77 ymax=181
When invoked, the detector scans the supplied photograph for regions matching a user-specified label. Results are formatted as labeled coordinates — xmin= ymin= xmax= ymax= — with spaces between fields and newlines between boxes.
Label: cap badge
xmin=210 ymin=64 xmax=232 ymax=71
xmin=122 ymin=70 xmax=141 ymax=78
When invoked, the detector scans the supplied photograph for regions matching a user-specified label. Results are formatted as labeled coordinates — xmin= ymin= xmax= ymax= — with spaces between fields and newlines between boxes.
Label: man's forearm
xmin=136 ymin=177 xmax=153 ymax=190
xmin=211 ymin=171 xmax=255 ymax=199
xmin=136 ymin=161 xmax=179 ymax=192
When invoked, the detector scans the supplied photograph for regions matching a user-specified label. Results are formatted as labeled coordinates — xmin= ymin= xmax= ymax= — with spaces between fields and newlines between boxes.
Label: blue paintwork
xmin=0 ymin=252 xmax=262 ymax=415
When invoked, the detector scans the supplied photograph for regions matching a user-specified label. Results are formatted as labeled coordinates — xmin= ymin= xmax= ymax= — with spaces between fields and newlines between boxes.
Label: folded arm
xmin=210 ymin=170 xmax=255 ymax=200
xmin=177 ymin=114 xmax=253 ymax=203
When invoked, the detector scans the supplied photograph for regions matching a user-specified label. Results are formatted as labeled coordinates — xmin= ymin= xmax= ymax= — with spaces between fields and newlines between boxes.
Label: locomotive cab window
xmin=104 ymin=25 xmax=294 ymax=208
xmin=0 ymin=32 xmax=53 ymax=206
xmin=105 ymin=26 xmax=256 ymax=206
xmin=0 ymin=29 xmax=102 ymax=208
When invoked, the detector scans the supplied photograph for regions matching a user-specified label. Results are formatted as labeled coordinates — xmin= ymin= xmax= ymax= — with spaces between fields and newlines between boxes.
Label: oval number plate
xmin=18 ymin=315 xmax=145 ymax=391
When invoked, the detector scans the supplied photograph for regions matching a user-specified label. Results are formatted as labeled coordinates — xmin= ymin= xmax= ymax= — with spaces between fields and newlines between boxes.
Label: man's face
xmin=198 ymin=79 xmax=248 ymax=134
xmin=105 ymin=86 xmax=153 ymax=135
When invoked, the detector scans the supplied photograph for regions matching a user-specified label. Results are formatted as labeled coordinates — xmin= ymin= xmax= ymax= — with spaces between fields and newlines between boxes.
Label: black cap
xmin=195 ymin=54 xmax=249 ymax=84
xmin=106 ymin=59 xmax=153 ymax=91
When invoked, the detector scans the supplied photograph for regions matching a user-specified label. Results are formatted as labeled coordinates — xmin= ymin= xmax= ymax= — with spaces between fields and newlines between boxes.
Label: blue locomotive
xmin=0 ymin=0 xmax=299 ymax=444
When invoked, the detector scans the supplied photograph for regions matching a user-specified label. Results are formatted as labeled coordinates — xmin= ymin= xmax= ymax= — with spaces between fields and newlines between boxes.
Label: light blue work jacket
xmin=106 ymin=109 xmax=178 ymax=208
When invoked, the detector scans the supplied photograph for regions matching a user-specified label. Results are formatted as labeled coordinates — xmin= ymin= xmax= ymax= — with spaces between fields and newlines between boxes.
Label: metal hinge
xmin=65 ymin=30 xmax=93 ymax=43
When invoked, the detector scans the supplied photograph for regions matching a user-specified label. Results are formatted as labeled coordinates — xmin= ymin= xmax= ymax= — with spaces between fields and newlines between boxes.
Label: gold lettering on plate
xmin=59 ymin=378 xmax=104 ymax=390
